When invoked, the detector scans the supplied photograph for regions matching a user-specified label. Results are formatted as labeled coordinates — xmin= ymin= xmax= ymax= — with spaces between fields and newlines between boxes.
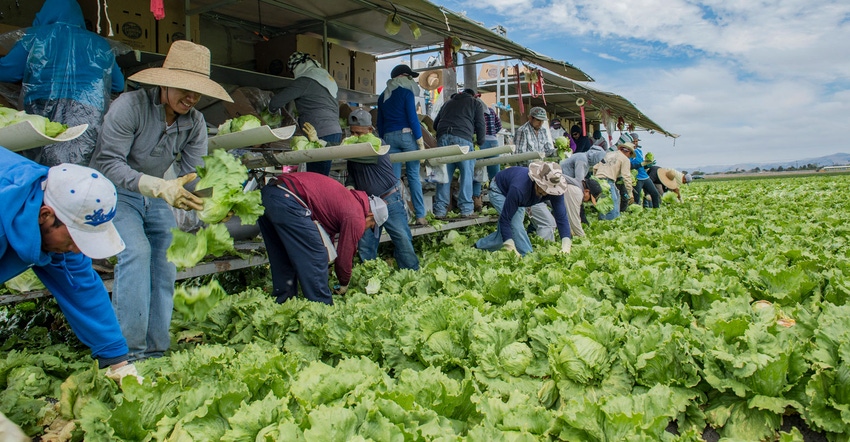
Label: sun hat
xmin=528 ymin=161 xmax=568 ymax=196
xmin=42 ymin=164 xmax=125 ymax=259
xmin=658 ymin=168 xmax=684 ymax=190
xmin=529 ymin=106 xmax=547 ymax=121
xmin=584 ymin=178 xmax=603 ymax=205
xmin=629 ymin=132 xmax=641 ymax=142
xmin=617 ymin=132 xmax=633 ymax=146
xmin=618 ymin=142 xmax=636 ymax=157
xmin=348 ymin=108 xmax=372 ymax=127
xmin=128 ymin=41 xmax=232 ymax=102
xmin=418 ymin=69 xmax=443 ymax=90
xmin=390 ymin=64 xmax=419 ymax=78
xmin=368 ymin=195 xmax=389 ymax=238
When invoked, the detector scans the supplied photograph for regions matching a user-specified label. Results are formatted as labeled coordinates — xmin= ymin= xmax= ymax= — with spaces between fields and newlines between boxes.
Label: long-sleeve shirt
xmin=493 ymin=166 xmax=569 ymax=242
xmin=89 ymin=88 xmax=207 ymax=191
xmin=514 ymin=122 xmax=555 ymax=159
xmin=346 ymin=152 xmax=398 ymax=197
xmin=0 ymin=147 xmax=128 ymax=365
xmin=630 ymin=147 xmax=650 ymax=180
xmin=563 ymin=175 xmax=585 ymax=237
xmin=269 ymin=76 xmax=342 ymax=138
xmin=560 ymin=147 xmax=606 ymax=180
xmin=433 ymin=93 xmax=485 ymax=144
xmin=484 ymin=106 xmax=502 ymax=141
xmin=276 ymin=173 xmax=369 ymax=286
xmin=593 ymin=151 xmax=633 ymax=196
xmin=376 ymin=86 xmax=422 ymax=139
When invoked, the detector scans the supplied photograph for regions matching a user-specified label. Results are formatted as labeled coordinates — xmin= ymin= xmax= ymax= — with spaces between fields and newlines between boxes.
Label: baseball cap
xmin=584 ymin=178 xmax=603 ymax=205
xmin=368 ymin=195 xmax=389 ymax=239
xmin=348 ymin=108 xmax=372 ymax=127
xmin=42 ymin=164 xmax=125 ymax=259
xmin=529 ymin=106 xmax=547 ymax=121
xmin=629 ymin=132 xmax=641 ymax=142
xmin=390 ymin=64 xmax=419 ymax=78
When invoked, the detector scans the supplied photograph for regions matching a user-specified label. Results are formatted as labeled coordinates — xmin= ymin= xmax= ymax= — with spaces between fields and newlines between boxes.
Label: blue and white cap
xmin=42 ymin=164 xmax=125 ymax=259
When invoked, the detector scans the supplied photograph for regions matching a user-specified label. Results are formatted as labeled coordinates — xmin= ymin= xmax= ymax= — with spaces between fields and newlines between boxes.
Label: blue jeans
xmin=634 ymin=178 xmax=660 ymax=208
xmin=305 ymin=133 xmax=342 ymax=175
xmin=472 ymin=139 xmax=502 ymax=197
xmin=599 ymin=179 xmax=621 ymax=220
xmin=475 ymin=179 xmax=533 ymax=255
xmin=258 ymin=185 xmax=333 ymax=305
xmin=384 ymin=130 xmax=425 ymax=218
xmin=111 ymin=189 xmax=177 ymax=361
xmin=358 ymin=182 xmax=420 ymax=270
xmin=434 ymin=134 xmax=474 ymax=216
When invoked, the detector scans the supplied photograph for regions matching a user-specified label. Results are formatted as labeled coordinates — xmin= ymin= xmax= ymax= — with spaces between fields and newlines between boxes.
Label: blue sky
xmin=378 ymin=0 xmax=850 ymax=170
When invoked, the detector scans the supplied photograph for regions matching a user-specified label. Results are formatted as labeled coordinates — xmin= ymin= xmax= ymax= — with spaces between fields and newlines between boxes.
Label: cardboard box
xmin=478 ymin=62 xmax=531 ymax=82
xmin=327 ymin=43 xmax=350 ymax=91
xmin=157 ymin=0 xmax=200 ymax=54
xmin=78 ymin=0 xmax=155 ymax=52
xmin=350 ymin=51 xmax=376 ymax=94
xmin=254 ymin=34 xmax=324 ymax=77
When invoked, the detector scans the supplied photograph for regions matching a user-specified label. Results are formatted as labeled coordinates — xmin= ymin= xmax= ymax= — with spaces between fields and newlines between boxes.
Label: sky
xmin=378 ymin=0 xmax=850 ymax=171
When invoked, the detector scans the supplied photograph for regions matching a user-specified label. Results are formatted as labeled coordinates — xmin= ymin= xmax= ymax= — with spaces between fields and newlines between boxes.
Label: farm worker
xmin=549 ymin=118 xmax=566 ymax=140
xmin=89 ymin=41 xmax=232 ymax=362
xmin=559 ymin=144 xmax=607 ymax=181
xmin=514 ymin=106 xmax=556 ymax=162
xmin=629 ymin=132 xmax=661 ymax=209
xmin=592 ymin=138 xmax=635 ymax=220
xmin=563 ymin=176 xmax=604 ymax=238
xmin=570 ymin=124 xmax=593 ymax=154
xmin=472 ymin=101 xmax=503 ymax=212
xmin=258 ymin=172 xmax=388 ymax=304
xmin=376 ymin=64 xmax=428 ymax=226
xmin=650 ymin=166 xmax=689 ymax=203
xmin=0 ymin=0 xmax=125 ymax=167
xmin=475 ymin=161 xmax=572 ymax=256
xmin=592 ymin=129 xmax=609 ymax=150
xmin=345 ymin=108 xmax=419 ymax=270
xmin=268 ymin=52 xmax=342 ymax=176
xmin=0 ymin=148 xmax=143 ymax=385
xmin=432 ymin=88 xmax=486 ymax=219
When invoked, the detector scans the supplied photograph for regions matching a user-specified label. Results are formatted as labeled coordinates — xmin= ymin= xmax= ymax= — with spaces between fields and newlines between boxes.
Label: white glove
xmin=0 ymin=411 xmax=28 ymax=442
xmin=502 ymin=239 xmax=521 ymax=256
xmin=303 ymin=122 xmax=318 ymax=142
xmin=416 ymin=137 xmax=425 ymax=151
xmin=561 ymin=237 xmax=572 ymax=254
xmin=105 ymin=363 xmax=144 ymax=386
xmin=138 ymin=173 xmax=204 ymax=211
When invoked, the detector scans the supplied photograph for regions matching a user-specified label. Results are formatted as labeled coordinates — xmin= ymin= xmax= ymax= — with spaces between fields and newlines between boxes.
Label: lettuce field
xmin=2 ymin=174 xmax=850 ymax=441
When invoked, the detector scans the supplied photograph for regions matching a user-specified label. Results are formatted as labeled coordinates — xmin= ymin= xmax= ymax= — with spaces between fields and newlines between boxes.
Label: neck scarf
xmin=293 ymin=62 xmax=338 ymax=99
xmin=382 ymin=75 xmax=420 ymax=101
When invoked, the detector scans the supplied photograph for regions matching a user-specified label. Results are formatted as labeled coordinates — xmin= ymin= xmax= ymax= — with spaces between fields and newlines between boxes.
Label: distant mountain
xmin=695 ymin=153 xmax=850 ymax=174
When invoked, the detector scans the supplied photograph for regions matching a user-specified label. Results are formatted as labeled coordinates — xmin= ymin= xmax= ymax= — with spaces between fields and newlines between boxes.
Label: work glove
xmin=502 ymin=239 xmax=521 ymax=257
xmin=138 ymin=173 xmax=204 ymax=211
xmin=0 ymin=411 xmax=28 ymax=442
xmin=303 ymin=122 xmax=318 ymax=142
xmin=627 ymin=195 xmax=635 ymax=205
xmin=416 ymin=137 xmax=425 ymax=151
xmin=561 ymin=237 xmax=572 ymax=254
xmin=333 ymin=284 xmax=348 ymax=295
xmin=105 ymin=363 xmax=144 ymax=386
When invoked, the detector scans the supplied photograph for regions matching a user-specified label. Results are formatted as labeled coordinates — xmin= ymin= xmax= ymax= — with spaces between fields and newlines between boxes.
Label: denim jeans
xmin=258 ymin=185 xmax=333 ymax=305
xmin=384 ymin=130 xmax=425 ymax=218
xmin=358 ymin=182 xmax=420 ymax=270
xmin=111 ymin=189 xmax=177 ymax=361
xmin=634 ymin=178 xmax=660 ymax=208
xmin=305 ymin=133 xmax=342 ymax=175
xmin=472 ymin=139 xmax=501 ymax=197
xmin=434 ymin=134 xmax=474 ymax=216
xmin=599 ymin=179 xmax=621 ymax=220
xmin=475 ymin=179 xmax=533 ymax=255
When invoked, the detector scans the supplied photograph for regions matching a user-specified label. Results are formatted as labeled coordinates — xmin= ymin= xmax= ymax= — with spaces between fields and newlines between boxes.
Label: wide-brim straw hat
xmin=658 ymin=168 xmax=683 ymax=190
xmin=618 ymin=141 xmax=636 ymax=158
xmin=128 ymin=41 xmax=233 ymax=102
xmin=528 ymin=161 xmax=568 ymax=196
xmin=418 ymin=69 xmax=443 ymax=90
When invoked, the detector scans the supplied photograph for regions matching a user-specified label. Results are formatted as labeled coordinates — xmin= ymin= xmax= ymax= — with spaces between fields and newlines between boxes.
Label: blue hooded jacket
xmin=0 ymin=147 xmax=128 ymax=365
xmin=0 ymin=0 xmax=124 ymax=108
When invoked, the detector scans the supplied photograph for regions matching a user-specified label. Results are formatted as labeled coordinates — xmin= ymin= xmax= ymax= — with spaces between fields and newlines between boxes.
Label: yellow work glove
xmin=138 ymin=173 xmax=204 ymax=211
xmin=416 ymin=137 xmax=425 ymax=150
xmin=105 ymin=363 xmax=144 ymax=386
xmin=502 ymin=239 xmax=521 ymax=257
xmin=561 ymin=237 xmax=572 ymax=254
xmin=303 ymin=122 xmax=318 ymax=142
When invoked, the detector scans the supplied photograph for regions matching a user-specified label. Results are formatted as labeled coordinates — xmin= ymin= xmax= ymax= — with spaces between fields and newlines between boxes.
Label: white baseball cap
xmin=42 ymin=164 xmax=125 ymax=259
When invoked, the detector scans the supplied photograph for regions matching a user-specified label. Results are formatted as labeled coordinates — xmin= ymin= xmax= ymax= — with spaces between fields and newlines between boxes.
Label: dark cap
xmin=390 ymin=64 xmax=419 ymax=78
xmin=584 ymin=178 xmax=603 ymax=205
xmin=462 ymin=88 xmax=478 ymax=96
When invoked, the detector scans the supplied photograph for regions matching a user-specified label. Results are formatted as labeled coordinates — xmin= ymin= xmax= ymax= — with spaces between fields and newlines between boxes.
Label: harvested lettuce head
xmin=195 ymin=149 xmax=264 ymax=225
xmin=217 ymin=114 xmax=262 ymax=135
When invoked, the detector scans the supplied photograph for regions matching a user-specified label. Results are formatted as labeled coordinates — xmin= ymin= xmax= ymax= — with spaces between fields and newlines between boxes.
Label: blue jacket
xmin=376 ymin=87 xmax=422 ymax=139
xmin=630 ymin=148 xmax=649 ymax=181
xmin=493 ymin=166 xmax=570 ymax=242
xmin=0 ymin=147 xmax=128 ymax=366
xmin=0 ymin=0 xmax=124 ymax=108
